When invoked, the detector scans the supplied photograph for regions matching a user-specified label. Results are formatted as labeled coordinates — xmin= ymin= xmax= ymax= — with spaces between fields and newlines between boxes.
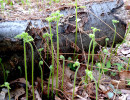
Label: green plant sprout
xmin=26 ymin=39 xmax=35 ymax=100
xmin=18 ymin=66 xmax=22 ymax=76
xmin=91 ymin=27 xmax=100 ymax=71
xmin=9 ymin=1 xmax=13 ymax=6
xmin=60 ymin=55 xmax=65 ymax=91
xmin=85 ymin=27 xmax=100 ymax=82
xmin=105 ymin=38 xmax=109 ymax=49
xmin=47 ymin=10 xmax=63 ymax=95
xmin=96 ymin=60 xmax=111 ymax=73
xmin=1 ymin=82 xmax=11 ymax=100
xmin=110 ymin=20 xmax=119 ymax=60
xmin=67 ymin=57 xmax=76 ymax=71
xmin=72 ymin=59 xmax=80 ymax=100
xmin=85 ymin=36 xmax=93 ymax=83
xmin=85 ymin=69 xmax=98 ymax=100
xmin=39 ymin=61 xmax=44 ymax=92
xmin=52 ymin=10 xmax=63 ymax=95
xmin=21 ymin=0 xmax=25 ymax=5
xmin=43 ymin=33 xmax=50 ymax=61
xmin=127 ymin=79 xmax=130 ymax=86
xmin=113 ymin=63 xmax=124 ymax=72
xmin=110 ymin=72 xmax=117 ymax=76
xmin=127 ymin=58 xmax=130 ymax=70
xmin=98 ymin=49 xmax=108 ymax=87
xmin=128 ymin=82 xmax=130 ymax=85
xmin=5 ymin=0 xmax=8 ymax=3
xmin=67 ymin=57 xmax=72 ymax=66
xmin=49 ymin=0 xmax=52 ymax=5
xmin=25 ymin=0 xmax=29 ymax=5
xmin=68 ymin=57 xmax=72 ymax=61
xmin=15 ymin=32 xmax=34 ymax=100
xmin=0 ymin=0 xmax=4 ymax=11
xmin=38 ymin=48 xmax=44 ymax=61
xmin=47 ymin=65 xmax=53 ymax=99
xmin=0 ymin=58 xmax=6 ymax=82
xmin=106 ymin=61 xmax=111 ymax=71
xmin=53 ymin=0 xmax=60 ymax=3
xmin=96 ymin=62 xmax=102 ymax=73
xmin=5 ymin=70 xmax=10 ymax=81
xmin=46 ymin=15 xmax=55 ymax=98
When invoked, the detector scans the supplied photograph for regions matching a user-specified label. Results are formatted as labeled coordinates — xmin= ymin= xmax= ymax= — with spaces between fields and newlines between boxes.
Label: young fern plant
xmin=18 ymin=66 xmax=22 ymax=76
xmin=15 ymin=32 xmax=34 ymax=100
xmin=85 ymin=36 xmax=93 ymax=83
xmin=105 ymin=38 xmax=109 ymax=49
xmin=39 ymin=61 xmax=44 ymax=92
xmin=110 ymin=20 xmax=119 ymax=60
xmin=28 ymin=41 xmax=35 ymax=100
xmin=46 ymin=15 xmax=55 ymax=98
xmin=1 ymin=82 xmax=11 ymax=100
xmin=90 ymin=27 xmax=100 ymax=71
xmin=60 ymin=55 xmax=65 ymax=91
xmin=51 ymin=10 xmax=63 ymax=95
xmin=85 ymin=69 xmax=98 ymax=100
xmin=43 ymin=33 xmax=50 ymax=61
xmin=46 ymin=10 xmax=63 ymax=95
xmin=98 ymin=49 xmax=108 ymax=87
xmin=72 ymin=59 xmax=80 ymax=100
xmin=5 ymin=70 xmax=10 ymax=81
xmin=127 ymin=58 xmax=130 ymax=70
xmin=85 ymin=27 xmax=100 ymax=82
xmin=38 ymin=48 xmax=44 ymax=61
xmin=47 ymin=65 xmax=53 ymax=99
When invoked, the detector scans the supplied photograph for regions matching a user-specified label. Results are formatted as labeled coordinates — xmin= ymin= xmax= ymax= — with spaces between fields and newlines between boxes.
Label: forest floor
xmin=0 ymin=0 xmax=130 ymax=100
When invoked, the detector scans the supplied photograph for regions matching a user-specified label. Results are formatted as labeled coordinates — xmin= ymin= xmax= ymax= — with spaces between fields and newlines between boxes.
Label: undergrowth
xmin=0 ymin=0 xmax=130 ymax=100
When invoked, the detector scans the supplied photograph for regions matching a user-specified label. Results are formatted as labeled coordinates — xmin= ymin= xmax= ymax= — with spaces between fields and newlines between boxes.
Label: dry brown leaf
xmin=121 ymin=48 xmax=130 ymax=55
xmin=67 ymin=86 xmax=79 ymax=96
xmin=9 ymin=78 xmax=30 ymax=99
xmin=119 ymin=71 xmax=130 ymax=80
xmin=87 ymin=83 xmax=95 ymax=95
xmin=13 ymin=88 xmax=25 ymax=100
xmin=55 ymin=95 xmax=61 ymax=100
xmin=10 ymin=78 xmax=30 ymax=86
xmin=111 ymin=80 xmax=126 ymax=89
xmin=99 ymin=85 xmax=108 ymax=93
xmin=76 ymin=95 xmax=87 ymax=100
xmin=35 ymin=89 xmax=42 ymax=100
xmin=65 ymin=66 xmax=74 ymax=78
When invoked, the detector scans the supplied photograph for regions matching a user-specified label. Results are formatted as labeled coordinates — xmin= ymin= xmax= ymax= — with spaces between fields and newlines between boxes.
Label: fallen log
xmin=0 ymin=0 xmax=127 ymax=82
